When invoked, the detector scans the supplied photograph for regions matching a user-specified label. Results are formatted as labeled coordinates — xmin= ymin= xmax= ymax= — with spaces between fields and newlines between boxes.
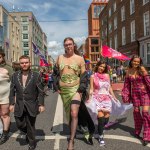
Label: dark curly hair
xmin=94 ymin=61 xmax=108 ymax=73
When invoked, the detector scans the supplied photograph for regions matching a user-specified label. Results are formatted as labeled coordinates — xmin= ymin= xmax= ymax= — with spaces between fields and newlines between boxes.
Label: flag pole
xmin=30 ymin=37 xmax=33 ymax=66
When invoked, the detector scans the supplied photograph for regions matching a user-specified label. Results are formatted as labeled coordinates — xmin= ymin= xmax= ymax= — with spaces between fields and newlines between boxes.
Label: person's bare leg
xmin=0 ymin=104 xmax=10 ymax=144
xmin=0 ymin=104 xmax=10 ymax=131
xmin=67 ymin=101 xmax=80 ymax=150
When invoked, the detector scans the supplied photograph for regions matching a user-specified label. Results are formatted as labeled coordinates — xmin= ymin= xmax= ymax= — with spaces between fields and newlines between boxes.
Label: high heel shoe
xmin=67 ymin=139 xmax=74 ymax=150
xmin=84 ymin=132 xmax=93 ymax=145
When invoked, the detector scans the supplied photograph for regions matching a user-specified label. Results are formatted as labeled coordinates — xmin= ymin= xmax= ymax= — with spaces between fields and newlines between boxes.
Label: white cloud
xmin=48 ymin=36 xmax=86 ymax=60
xmin=48 ymin=41 xmax=63 ymax=59
xmin=48 ymin=41 xmax=61 ymax=48
xmin=74 ymin=36 xmax=86 ymax=44
xmin=0 ymin=0 xmax=92 ymax=59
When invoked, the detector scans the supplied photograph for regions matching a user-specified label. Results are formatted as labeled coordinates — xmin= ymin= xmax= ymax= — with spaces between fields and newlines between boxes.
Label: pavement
xmin=111 ymin=82 xmax=124 ymax=91
xmin=1 ymin=84 xmax=150 ymax=150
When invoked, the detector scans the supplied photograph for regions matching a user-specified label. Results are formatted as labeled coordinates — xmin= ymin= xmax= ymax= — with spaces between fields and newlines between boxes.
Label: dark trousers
xmin=15 ymin=106 xmax=36 ymax=146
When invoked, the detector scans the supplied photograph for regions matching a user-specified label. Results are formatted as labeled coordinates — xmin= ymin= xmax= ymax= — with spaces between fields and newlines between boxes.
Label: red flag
xmin=39 ymin=58 xmax=49 ymax=66
xmin=102 ymin=45 xmax=130 ymax=60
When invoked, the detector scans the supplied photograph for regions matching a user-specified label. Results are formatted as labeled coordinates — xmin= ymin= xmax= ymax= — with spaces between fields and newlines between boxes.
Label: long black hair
xmin=63 ymin=37 xmax=80 ymax=55
xmin=94 ymin=61 xmax=108 ymax=73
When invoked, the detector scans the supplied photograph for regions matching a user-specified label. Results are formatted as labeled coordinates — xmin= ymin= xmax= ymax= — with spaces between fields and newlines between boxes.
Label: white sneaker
xmin=99 ymin=135 xmax=105 ymax=146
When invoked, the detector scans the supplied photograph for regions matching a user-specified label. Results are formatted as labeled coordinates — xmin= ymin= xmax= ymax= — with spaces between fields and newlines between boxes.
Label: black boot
xmin=143 ymin=140 xmax=149 ymax=146
xmin=0 ymin=130 xmax=9 ymax=145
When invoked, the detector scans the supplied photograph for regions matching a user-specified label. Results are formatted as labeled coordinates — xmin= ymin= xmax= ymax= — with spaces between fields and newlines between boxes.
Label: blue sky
xmin=0 ymin=0 xmax=91 ymax=58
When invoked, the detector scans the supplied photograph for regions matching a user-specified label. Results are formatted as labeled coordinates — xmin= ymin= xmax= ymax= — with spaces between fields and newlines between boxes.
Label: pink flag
xmin=39 ymin=58 xmax=49 ymax=67
xmin=102 ymin=45 xmax=130 ymax=60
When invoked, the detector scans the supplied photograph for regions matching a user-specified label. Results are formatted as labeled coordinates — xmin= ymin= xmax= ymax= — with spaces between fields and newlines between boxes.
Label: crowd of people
xmin=109 ymin=65 xmax=126 ymax=84
xmin=0 ymin=37 xmax=150 ymax=150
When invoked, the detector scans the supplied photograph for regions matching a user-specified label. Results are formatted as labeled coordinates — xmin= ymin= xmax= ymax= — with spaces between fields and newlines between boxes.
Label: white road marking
xmin=53 ymin=94 xmax=63 ymax=150
xmin=9 ymin=132 xmax=150 ymax=147
xmin=54 ymin=133 xmax=61 ymax=150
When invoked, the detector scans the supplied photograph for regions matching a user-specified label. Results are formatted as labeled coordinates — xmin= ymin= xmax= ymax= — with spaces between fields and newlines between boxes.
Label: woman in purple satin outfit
xmin=122 ymin=55 xmax=150 ymax=146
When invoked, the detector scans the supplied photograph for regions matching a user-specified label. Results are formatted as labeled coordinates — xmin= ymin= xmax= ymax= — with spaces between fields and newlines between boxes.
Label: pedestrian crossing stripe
xmin=8 ymin=132 xmax=150 ymax=147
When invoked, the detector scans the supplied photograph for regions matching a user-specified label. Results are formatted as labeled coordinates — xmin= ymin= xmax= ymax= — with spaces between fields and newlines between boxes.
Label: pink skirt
xmin=93 ymin=94 xmax=112 ymax=112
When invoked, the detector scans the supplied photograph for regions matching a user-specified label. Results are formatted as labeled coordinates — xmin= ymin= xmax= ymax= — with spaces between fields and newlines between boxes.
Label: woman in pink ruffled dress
xmin=89 ymin=61 xmax=117 ymax=146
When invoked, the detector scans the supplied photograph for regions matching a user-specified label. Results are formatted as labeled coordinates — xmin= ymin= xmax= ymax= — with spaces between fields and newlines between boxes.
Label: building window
xmin=23 ymin=50 xmax=29 ymax=55
xmin=114 ymin=34 xmax=118 ymax=49
xmin=109 ymin=22 xmax=112 ymax=33
xmin=114 ymin=17 xmax=117 ymax=30
xmin=93 ymin=5 xmax=105 ymax=18
xmin=23 ymin=42 xmax=29 ymax=48
xmin=22 ymin=34 xmax=29 ymax=40
xmin=105 ymin=28 xmax=107 ymax=37
xmin=91 ymin=47 xmax=94 ymax=52
xmin=142 ymin=45 xmax=145 ymax=57
xmin=130 ymin=0 xmax=135 ymax=15
xmin=143 ymin=11 xmax=150 ymax=36
xmin=91 ymin=39 xmax=99 ymax=44
xmin=143 ymin=0 xmax=149 ymax=5
xmin=109 ymin=38 xmax=112 ymax=48
xmin=22 ymin=25 xmax=28 ymax=31
xmin=131 ymin=20 xmax=135 ymax=42
xmin=121 ymin=6 xmax=125 ymax=21
xmin=95 ymin=46 xmax=99 ymax=52
xmin=21 ymin=16 xmax=28 ymax=22
xmin=91 ymin=46 xmax=99 ymax=52
xmin=147 ymin=43 xmax=150 ymax=64
xmin=109 ymin=8 xmax=111 ymax=17
xmin=122 ymin=27 xmax=126 ymax=45
xmin=113 ymin=2 xmax=116 ymax=12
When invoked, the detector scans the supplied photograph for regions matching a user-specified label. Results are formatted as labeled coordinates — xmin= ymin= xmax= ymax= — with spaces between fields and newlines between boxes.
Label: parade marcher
xmin=112 ymin=67 xmax=117 ymax=83
xmin=39 ymin=67 xmax=49 ymax=85
xmin=0 ymin=51 xmax=13 ymax=144
xmin=116 ymin=66 xmax=121 ymax=82
xmin=122 ymin=55 xmax=150 ymax=146
xmin=52 ymin=37 xmax=94 ymax=149
xmin=9 ymin=55 xmax=45 ymax=150
xmin=48 ymin=70 xmax=54 ymax=91
xmin=89 ymin=61 xmax=118 ymax=146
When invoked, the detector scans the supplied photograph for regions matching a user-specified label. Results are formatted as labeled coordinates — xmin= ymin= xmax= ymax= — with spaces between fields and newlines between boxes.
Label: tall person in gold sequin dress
xmin=55 ymin=37 xmax=86 ymax=150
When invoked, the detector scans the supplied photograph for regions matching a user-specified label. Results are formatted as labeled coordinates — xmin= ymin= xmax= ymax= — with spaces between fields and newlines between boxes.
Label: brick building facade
xmin=85 ymin=0 xmax=108 ymax=69
xmin=100 ymin=0 xmax=150 ymax=67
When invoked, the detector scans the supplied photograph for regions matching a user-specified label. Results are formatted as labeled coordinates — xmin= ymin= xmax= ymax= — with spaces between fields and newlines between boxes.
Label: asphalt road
xmin=0 ymin=90 xmax=150 ymax=150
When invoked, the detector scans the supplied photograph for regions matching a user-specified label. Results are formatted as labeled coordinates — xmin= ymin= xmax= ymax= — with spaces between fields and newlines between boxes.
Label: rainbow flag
xmin=83 ymin=55 xmax=90 ymax=64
